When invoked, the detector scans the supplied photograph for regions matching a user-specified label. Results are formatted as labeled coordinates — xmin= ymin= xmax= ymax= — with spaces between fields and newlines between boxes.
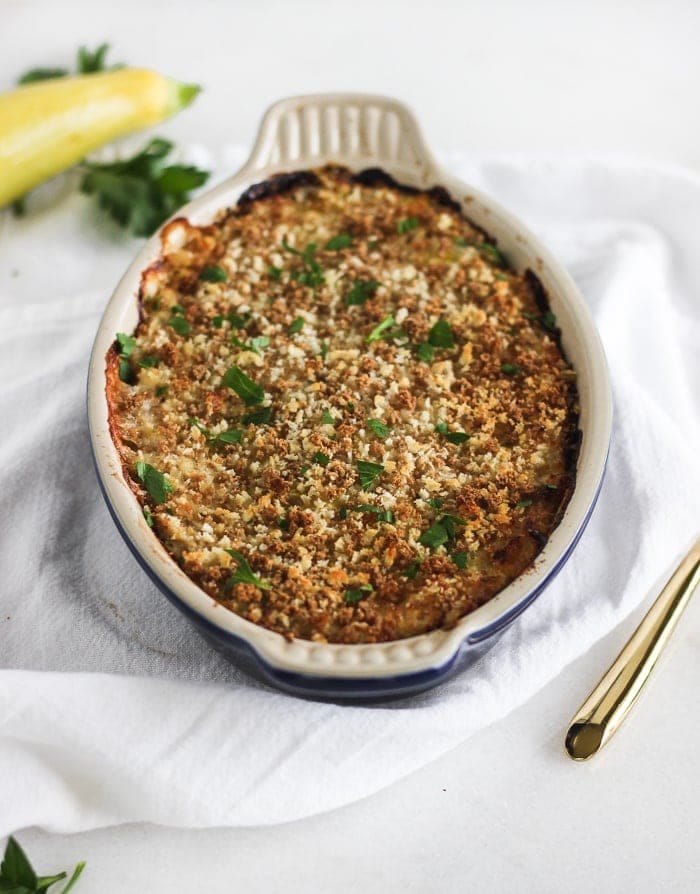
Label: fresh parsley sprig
xmin=0 ymin=835 xmax=86 ymax=893
xmin=225 ymin=549 xmax=271 ymax=591
xmin=18 ymin=42 xmax=120 ymax=84
xmin=81 ymin=138 xmax=210 ymax=237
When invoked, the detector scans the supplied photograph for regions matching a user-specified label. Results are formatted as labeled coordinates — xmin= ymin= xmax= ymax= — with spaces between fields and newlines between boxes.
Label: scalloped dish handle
xmin=238 ymin=93 xmax=439 ymax=183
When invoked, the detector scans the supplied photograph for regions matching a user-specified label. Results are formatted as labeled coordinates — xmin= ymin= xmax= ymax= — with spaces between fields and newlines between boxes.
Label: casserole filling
xmin=106 ymin=165 xmax=579 ymax=644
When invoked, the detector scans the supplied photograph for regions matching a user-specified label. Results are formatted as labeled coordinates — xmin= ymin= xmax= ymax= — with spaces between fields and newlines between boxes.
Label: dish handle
xmin=238 ymin=93 xmax=438 ymax=181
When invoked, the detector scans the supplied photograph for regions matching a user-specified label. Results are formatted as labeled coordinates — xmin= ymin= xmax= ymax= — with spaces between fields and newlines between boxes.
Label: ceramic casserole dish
xmin=88 ymin=93 xmax=612 ymax=699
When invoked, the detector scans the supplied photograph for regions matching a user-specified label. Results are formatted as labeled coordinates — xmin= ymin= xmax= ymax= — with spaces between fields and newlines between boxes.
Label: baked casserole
xmin=106 ymin=165 xmax=579 ymax=644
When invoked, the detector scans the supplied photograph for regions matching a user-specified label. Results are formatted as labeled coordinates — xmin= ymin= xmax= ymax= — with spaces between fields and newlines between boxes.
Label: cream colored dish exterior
xmin=88 ymin=94 xmax=612 ymax=682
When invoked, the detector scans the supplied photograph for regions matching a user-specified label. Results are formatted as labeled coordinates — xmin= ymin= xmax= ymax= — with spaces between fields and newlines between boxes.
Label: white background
xmin=3 ymin=1 xmax=700 ymax=891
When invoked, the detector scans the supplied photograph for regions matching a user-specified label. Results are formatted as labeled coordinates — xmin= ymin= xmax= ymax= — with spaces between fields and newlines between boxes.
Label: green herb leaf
xmin=325 ymin=233 xmax=353 ymax=250
xmin=320 ymin=341 xmax=330 ymax=361
xmin=516 ymin=498 xmax=533 ymax=508
xmin=143 ymin=506 xmax=154 ymax=528
xmin=268 ymin=265 xmax=282 ymax=281
xmin=501 ymin=362 xmax=522 ymax=376
xmin=135 ymin=461 xmax=173 ymax=504
xmin=397 ymin=217 xmax=419 ymax=234
xmin=346 ymin=279 xmax=379 ymax=306
xmin=155 ymin=385 xmax=169 ymax=397
xmin=77 ymin=42 xmax=114 ymax=74
xmin=138 ymin=355 xmax=159 ymax=368
xmin=402 ymin=559 xmax=423 ymax=579
xmin=58 ymin=861 xmax=87 ymax=894
xmin=356 ymin=460 xmax=384 ymax=491
xmin=478 ymin=242 xmax=506 ymax=266
xmin=18 ymin=67 xmax=69 ymax=84
xmin=224 ymin=549 xmax=271 ymax=591
xmin=451 ymin=551 xmax=469 ymax=569
xmin=435 ymin=421 xmax=470 ymax=445
xmin=415 ymin=342 xmax=435 ymax=363
xmin=284 ymin=241 xmax=325 ymax=288
xmin=367 ymin=418 xmax=390 ymax=440
xmin=231 ymin=334 xmax=269 ymax=355
xmin=80 ymin=138 xmax=210 ymax=236
xmin=222 ymin=365 xmax=265 ymax=405
xmin=199 ymin=265 xmax=227 ymax=283
xmin=366 ymin=315 xmax=396 ymax=343
xmin=299 ymin=463 xmax=311 ymax=477
xmin=169 ymin=314 xmax=191 ymax=337
xmin=542 ymin=310 xmax=557 ymax=331
xmin=312 ymin=451 xmax=330 ymax=467
xmin=242 ymin=405 xmax=272 ymax=426
xmin=1 ymin=836 xmax=37 ymax=888
xmin=116 ymin=332 xmax=136 ymax=358
xmin=428 ymin=319 xmax=454 ymax=348
xmin=321 ymin=410 xmax=336 ymax=425
xmin=288 ymin=316 xmax=305 ymax=335
xmin=344 ymin=584 xmax=373 ymax=604
xmin=419 ymin=513 xmax=466 ymax=549
xmin=428 ymin=497 xmax=443 ymax=510
xmin=215 ymin=428 xmax=244 ymax=444
xmin=352 ymin=504 xmax=394 ymax=523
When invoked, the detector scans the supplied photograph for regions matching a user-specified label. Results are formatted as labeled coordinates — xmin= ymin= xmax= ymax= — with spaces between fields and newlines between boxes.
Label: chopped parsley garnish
xmin=187 ymin=417 xmax=243 ymax=445
xmin=242 ymin=405 xmax=272 ymax=426
xmin=199 ymin=265 xmax=227 ymax=283
xmin=230 ymin=334 xmax=269 ymax=354
xmin=80 ymin=137 xmax=209 ymax=237
xmin=451 ymin=551 xmax=469 ymax=569
xmin=283 ymin=240 xmax=324 ymax=289
xmin=435 ymin=421 xmax=470 ymax=445
xmin=214 ymin=311 xmax=248 ymax=330
xmin=501 ymin=362 xmax=523 ymax=376
xmin=320 ymin=341 xmax=330 ymax=361
xmin=18 ymin=41 xmax=119 ymax=84
xmin=366 ymin=314 xmax=399 ymax=343
xmin=356 ymin=460 xmax=384 ymax=491
xmin=299 ymin=463 xmax=310 ymax=477
xmin=344 ymin=584 xmax=373 ymax=605
xmin=288 ymin=316 xmax=305 ymax=335
xmin=428 ymin=319 xmax=454 ymax=348
xmin=138 ymin=355 xmax=159 ymax=368
xmin=352 ymin=504 xmax=394 ymax=523
xmin=155 ymin=385 xmax=168 ymax=397
xmin=367 ymin=418 xmax=391 ymax=440
xmin=428 ymin=497 xmax=443 ymax=510
xmin=224 ymin=549 xmax=271 ymax=591
xmin=516 ymin=498 xmax=533 ymax=508
xmin=415 ymin=342 xmax=435 ymax=363
xmin=419 ymin=513 xmax=466 ymax=549
xmin=168 ymin=310 xmax=191 ymax=337
xmin=542 ymin=310 xmax=557 ymax=331
xmin=135 ymin=461 xmax=173 ymax=505
xmin=312 ymin=451 xmax=330 ymax=467
xmin=321 ymin=409 xmax=336 ymax=425
xmin=277 ymin=516 xmax=290 ymax=531
xmin=403 ymin=559 xmax=423 ymax=580
xmin=268 ymin=265 xmax=282 ymax=280
xmin=222 ymin=365 xmax=265 ymax=405
xmin=397 ymin=217 xmax=419 ymax=234
xmin=454 ymin=237 xmax=506 ymax=266
xmin=346 ymin=279 xmax=379 ymax=306
xmin=116 ymin=332 xmax=136 ymax=383
xmin=325 ymin=233 xmax=353 ymax=250
xmin=143 ymin=506 xmax=154 ymax=528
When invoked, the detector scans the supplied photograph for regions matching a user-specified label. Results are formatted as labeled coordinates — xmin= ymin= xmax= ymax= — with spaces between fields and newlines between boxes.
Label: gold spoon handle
xmin=565 ymin=538 xmax=700 ymax=761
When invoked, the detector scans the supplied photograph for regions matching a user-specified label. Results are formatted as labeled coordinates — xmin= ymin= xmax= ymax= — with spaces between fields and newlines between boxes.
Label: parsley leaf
xmin=135 ymin=461 xmax=173 ymax=504
xmin=454 ymin=237 xmax=506 ymax=266
xmin=356 ymin=460 xmax=384 ymax=491
xmin=312 ymin=451 xmax=330 ymax=467
xmin=224 ymin=549 xmax=271 ymax=591
xmin=402 ymin=559 xmax=423 ymax=579
xmin=138 ymin=355 xmax=159 ymax=368
xmin=428 ymin=319 xmax=454 ymax=348
xmin=199 ymin=265 xmax=227 ymax=283
xmin=288 ymin=316 xmax=305 ymax=335
xmin=17 ymin=42 xmax=120 ymax=85
xmin=501 ymin=362 xmax=523 ymax=376
xmin=397 ymin=217 xmax=419 ymax=234
xmin=516 ymin=498 xmax=533 ymax=508
xmin=283 ymin=240 xmax=324 ymax=288
xmin=143 ymin=506 xmax=154 ymax=528
xmin=80 ymin=137 xmax=210 ymax=236
xmin=325 ymin=233 xmax=353 ymax=250
xmin=18 ymin=66 xmax=69 ymax=84
xmin=320 ymin=340 xmax=330 ymax=361
xmin=415 ymin=342 xmax=435 ymax=363
xmin=222 ymin=365 xmax=265 ymax=405
xmin=344 ymin=584 xmax=373 ymax=604
xmin=0 ymin=835 xmax=86 ymax=893
xmin=242 ymin=405 xmax=273 ymax=426
xmin=419 ymin=513 xmax=466 ymax=549
xmin=188 ymin=418 xmax=243 ymax=445
xmin=116 ymin=332 xmax=136 ymax=383
xmin=451 ymin=551 xmax=469 ymax=569
xmin=352 ymin=504 xmax=394 ymax=523
xmin=321 ymin=410 xmax=336 ymax=425
xmin=435 ymin=421 xmax=470 ymax=445
xmin=542 ymin=310 xmax=557 ymax=331
xmin=366 ymin=315 xmax=400 ymax=343
xmin=230 ymin=333 xmax=269 ymax=354
xmin=367 ymin=418 xmax=391 ymax=440
xmin=268 ymin=265 xmax=282 ymax=281
xmin=168 ymin=314 xmax=191 ymax=337
xmin=346 ymin=279 xmax=379 ymax=306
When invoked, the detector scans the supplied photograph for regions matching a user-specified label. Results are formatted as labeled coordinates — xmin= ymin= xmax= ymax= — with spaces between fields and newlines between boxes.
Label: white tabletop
xmin=4 ymin=1 xmax=700 ymax=890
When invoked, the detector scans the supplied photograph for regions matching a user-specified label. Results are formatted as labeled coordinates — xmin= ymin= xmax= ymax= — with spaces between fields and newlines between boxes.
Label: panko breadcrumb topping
xmin=106 ymin=165 xmax=580 ymax=644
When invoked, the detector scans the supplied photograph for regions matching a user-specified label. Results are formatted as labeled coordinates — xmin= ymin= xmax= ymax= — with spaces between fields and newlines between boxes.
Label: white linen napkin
xmin=1 ymin=154 xmax=698 ymax=836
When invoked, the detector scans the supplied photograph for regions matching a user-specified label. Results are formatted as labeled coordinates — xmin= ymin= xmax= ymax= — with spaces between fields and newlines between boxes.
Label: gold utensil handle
xmin=565 ymin=538 xmax=700 ymax=761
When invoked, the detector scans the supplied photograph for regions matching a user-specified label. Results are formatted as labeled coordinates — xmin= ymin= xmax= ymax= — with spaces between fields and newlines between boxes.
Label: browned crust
xmin=105 ymin=164 xmax=581 ymax=644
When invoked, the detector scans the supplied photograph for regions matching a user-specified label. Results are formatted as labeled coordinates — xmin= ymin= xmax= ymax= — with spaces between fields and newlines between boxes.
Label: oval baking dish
xmin=88 ymin=94 xmax=612 ymax=699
